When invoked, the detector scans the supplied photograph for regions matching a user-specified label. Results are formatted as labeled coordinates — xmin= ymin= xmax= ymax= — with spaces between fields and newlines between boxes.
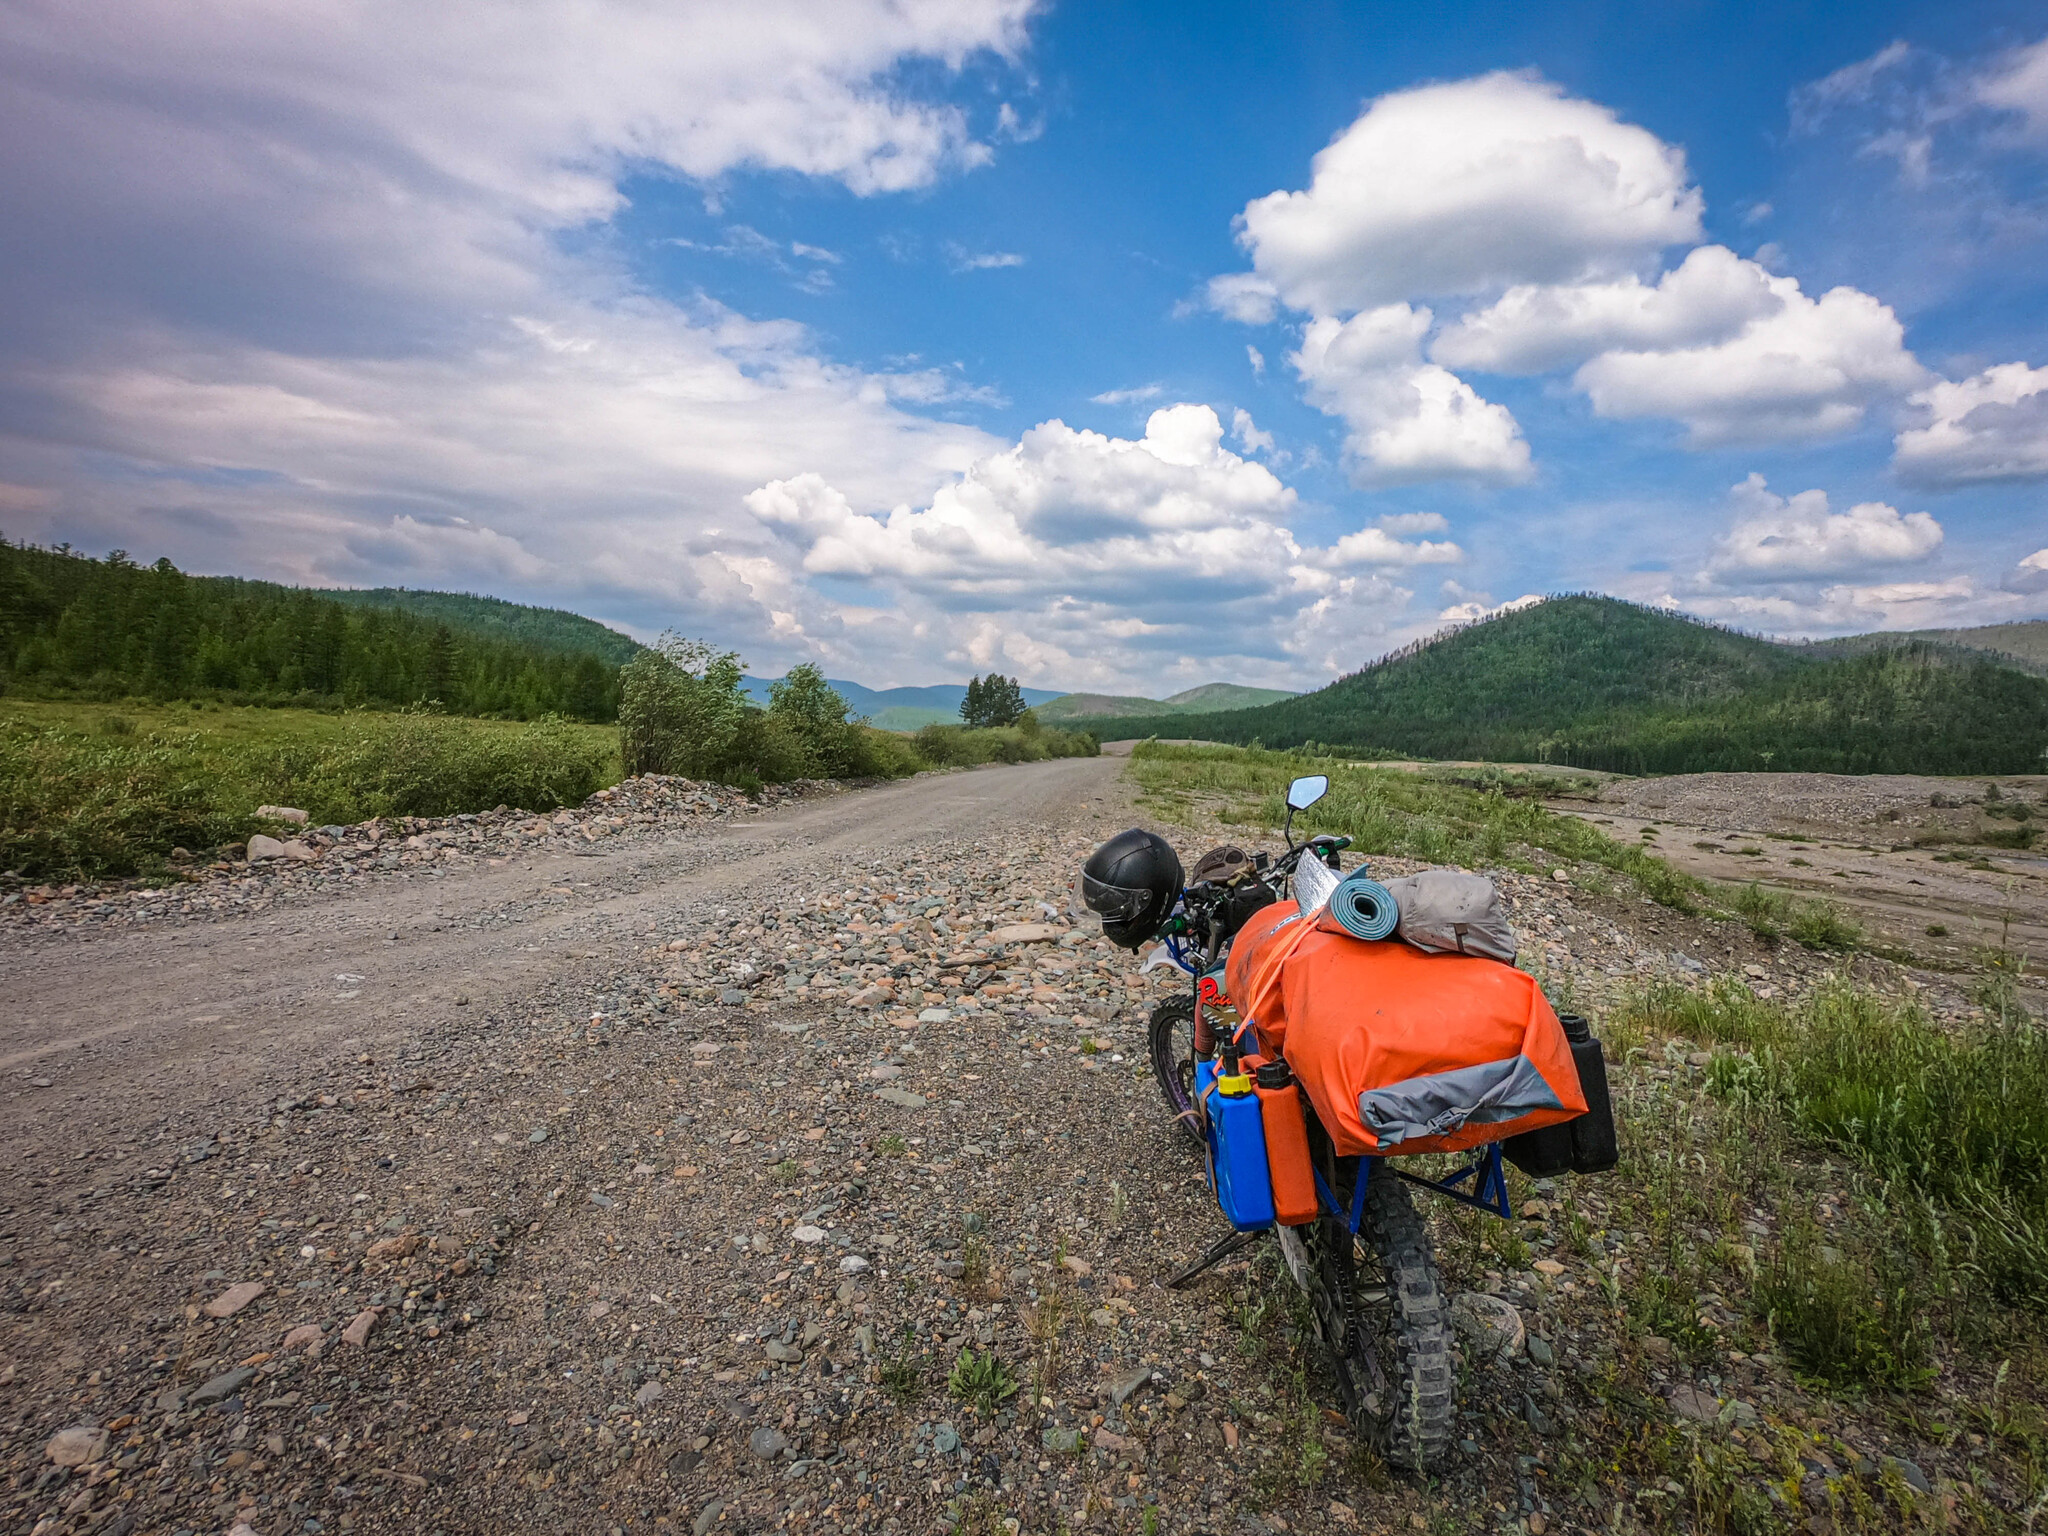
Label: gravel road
xmin=1 ymin=761 xmax=1117 ymax=1147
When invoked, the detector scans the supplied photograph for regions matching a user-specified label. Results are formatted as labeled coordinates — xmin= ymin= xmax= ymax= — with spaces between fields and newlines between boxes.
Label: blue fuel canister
xmin=1196 ymin=1057 xmax=1277 ymax=1231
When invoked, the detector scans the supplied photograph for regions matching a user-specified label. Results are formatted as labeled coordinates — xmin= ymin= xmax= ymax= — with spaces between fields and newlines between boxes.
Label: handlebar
xmin=1159 ymin=831 xmax=1357 ymax=973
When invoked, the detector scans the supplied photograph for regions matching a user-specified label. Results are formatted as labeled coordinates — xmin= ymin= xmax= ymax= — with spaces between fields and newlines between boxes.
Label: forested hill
xmin=323 ymin=588 xmax=642 ymax=667
xmin=0 ymin=541 xmax=625 ymax=720
xmin=1808 ymin=620 xmax=2048 ymax=676
xmin=1099 ymin=595 xmax=2048 ymax=776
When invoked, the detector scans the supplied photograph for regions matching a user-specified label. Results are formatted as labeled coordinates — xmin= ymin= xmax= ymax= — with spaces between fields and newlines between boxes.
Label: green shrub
xmin=945 ymin=1348 xmax=1018 ymax=1417
xmin=1731 ymin=880 xmax=1787 ymax=941
xmin=293 ymin=712 xmax=610 ymax=820
xmin=617 ymin=636 xmax=756 ymax=781
xmin=1788 ymin=899 xmax=1859 ymax=951
xmin=911 ymin=722 xmax=1098 ymax=768
xmin=1753 ymin=1219 xmax=1934 ymax=1390
xmin=1633 ymin=980 xmax=2048 ymax=1312
xmin=0 ymin=723 xmax=247 ymax=879
xmin=1982 ymin=824 xmax=2039 ymax=850
xmin=764 ymin=663 xmax=864 ymax=777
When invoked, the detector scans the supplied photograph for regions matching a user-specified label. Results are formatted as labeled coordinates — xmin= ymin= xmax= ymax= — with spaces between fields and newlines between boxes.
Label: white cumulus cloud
xmin=1291 ymin=308 xmax=1531 ymax=486
xmin=1230 ymin=408 xmax=1276 ymax=455
xmin=1894 ymin=360 xmax=2048 ymax=485
xmin=1232 ymin=71 xmax=1702 ymax=315
xmin=1205 ymin=274 xmax=1282 ymax=325
xmin=2009 ymin=547 xmax=2048 ymax=594
xmin=744 ymin=405 xmax=1453 ymax=686
xmin=1432 ymin=245 xmax=1780 ymax=374
xmin=1709 ymin=474 xmax=1942 ymax=579
xmin=1573 ymin=275 xmax=1923 ymax=444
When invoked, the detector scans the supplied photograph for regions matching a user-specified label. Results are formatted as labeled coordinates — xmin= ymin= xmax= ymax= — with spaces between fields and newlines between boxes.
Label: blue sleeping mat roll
xmin=1326 ymin=869 xmax=1399 ymax=941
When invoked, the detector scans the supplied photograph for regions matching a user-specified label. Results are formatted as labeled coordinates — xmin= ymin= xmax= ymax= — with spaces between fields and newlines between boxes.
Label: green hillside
xmin=1036 ymin=692 xmax=1169 ymax=721
xmin=1815 ymin=620 xmax=2048 ymax=676
xmin=0 ymin=540 xmax=623 ymax=720
xmin=1036 ymin=680 xmax=1296 ymax=722
xmin=324 ymin=587 xmax=642 ymax=666
xmin=1100 ymin=595 xmax=2048 ymax=775
xmin=1162 ymin=682 xmax=1297 ymax=710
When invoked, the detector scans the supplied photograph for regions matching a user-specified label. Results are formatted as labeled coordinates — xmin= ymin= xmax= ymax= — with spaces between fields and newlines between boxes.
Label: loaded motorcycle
xmin=1079 ymin=775 xmax=1617 ymax=1472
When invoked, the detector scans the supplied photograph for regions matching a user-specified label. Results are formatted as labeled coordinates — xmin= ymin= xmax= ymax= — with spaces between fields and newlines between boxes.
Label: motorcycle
xmin=1107 ymin=774 xmax=1612 ymax=1472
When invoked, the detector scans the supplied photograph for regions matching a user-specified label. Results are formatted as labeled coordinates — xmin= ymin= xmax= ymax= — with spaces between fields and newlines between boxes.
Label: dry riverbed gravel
xmin=0 ymin=759 xmax=2026 ymax=1535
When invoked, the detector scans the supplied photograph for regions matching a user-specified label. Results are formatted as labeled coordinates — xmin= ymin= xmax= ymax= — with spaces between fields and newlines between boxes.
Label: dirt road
xmin=0 ymin=757 xmax=1122 ymax=1151
xmin=12 ymin=755 xmax=1258 ymax=1536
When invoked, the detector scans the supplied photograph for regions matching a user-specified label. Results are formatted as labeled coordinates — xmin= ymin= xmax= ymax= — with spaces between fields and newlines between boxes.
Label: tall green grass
xmin=1 ymin=709 xmax=616 ymax=881
xmin=1624 ymin=979 xmax=2048 ymax=1317
xmin=1127 ymin=739 xmax=1705 ymax=909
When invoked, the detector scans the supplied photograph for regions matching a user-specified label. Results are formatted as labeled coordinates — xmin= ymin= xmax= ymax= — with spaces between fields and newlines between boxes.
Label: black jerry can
xmin=1502 ymin=1014 xmax=1619 ymax=1177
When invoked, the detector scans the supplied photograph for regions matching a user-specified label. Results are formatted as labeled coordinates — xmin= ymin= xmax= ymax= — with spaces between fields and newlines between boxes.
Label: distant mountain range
xmin=734 ymin=676 xmax=1297 ymax=729
xmin=35 ymin=546 xmax=2032 ymax=770
xmin=739 ymin=675 xmax=1067 ymax=731
xmin=1035 ymin=682 xmax=1297 ymax=721
xmin=1090 ymin=597 xmax=2048 ymax=776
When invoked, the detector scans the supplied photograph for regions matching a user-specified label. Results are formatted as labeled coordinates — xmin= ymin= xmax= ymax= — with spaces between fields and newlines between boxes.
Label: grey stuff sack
xmin=1383 ymin=869 xmax=1518 ymax=963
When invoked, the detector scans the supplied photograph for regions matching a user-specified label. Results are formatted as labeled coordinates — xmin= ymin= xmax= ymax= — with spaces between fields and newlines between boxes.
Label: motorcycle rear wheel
xmin=1297 ymin=1169 xmax=1454 ymax=1472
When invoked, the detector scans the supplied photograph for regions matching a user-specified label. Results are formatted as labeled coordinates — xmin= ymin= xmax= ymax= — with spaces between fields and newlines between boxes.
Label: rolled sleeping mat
xmin=1325 ymin=869 xmax=1399 ymax=942
xmin=1290 ymin=851 xmax=1340 ymax=914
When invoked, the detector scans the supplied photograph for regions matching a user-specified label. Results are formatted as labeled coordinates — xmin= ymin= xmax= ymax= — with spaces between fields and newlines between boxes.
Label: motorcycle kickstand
xmin=1164 ymin=1228 xmax=1262 ymax=1290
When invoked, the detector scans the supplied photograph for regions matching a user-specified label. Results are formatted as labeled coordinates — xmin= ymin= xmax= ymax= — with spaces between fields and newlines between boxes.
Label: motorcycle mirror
xmin=1286 ymin=774 xmax=1329 ymax=811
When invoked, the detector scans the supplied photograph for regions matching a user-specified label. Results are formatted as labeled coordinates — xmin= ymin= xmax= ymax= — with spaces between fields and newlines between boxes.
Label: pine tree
xmin=960 ymin=673 xmax=1026 ymax=727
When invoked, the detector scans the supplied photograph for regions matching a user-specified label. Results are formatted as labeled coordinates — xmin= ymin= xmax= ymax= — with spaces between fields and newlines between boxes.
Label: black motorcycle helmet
xmin=1080 ymin=828 xmax=1184 ymax=950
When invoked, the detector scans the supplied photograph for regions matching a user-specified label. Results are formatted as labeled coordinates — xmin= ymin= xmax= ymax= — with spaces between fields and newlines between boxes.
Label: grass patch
xmin=1982 ymin=824 xmax=2040 ymax=850
xmin=1730 ymin=881 xmax=1787 ymax=941
xmin=878 ymin=1324 xmax=927 ymax=1404
xmin=1786 ymin=899 xmax=1860 ymax=951
xmin=1 ymin=701 xmax=617 ymax=881
xmin=1126 ymin=740 xmax=1706 ymax=910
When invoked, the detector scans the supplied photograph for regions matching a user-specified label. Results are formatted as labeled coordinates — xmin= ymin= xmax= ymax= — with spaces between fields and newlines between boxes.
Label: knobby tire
xmin=1304 ymin=1172 xmax=1454 ymax=1472
xmin=1147 ymin=994 xmax=1202 ymax=1145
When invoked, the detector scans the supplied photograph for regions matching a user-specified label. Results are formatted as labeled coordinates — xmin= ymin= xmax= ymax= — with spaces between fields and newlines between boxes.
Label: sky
xmin=2 ymin=1 xmax=2046 ymax=694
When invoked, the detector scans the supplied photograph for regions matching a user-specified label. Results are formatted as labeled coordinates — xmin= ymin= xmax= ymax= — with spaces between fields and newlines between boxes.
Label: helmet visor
xmin=1079 ymin=871 xmax=1153 ymax=926
xmin=1065 ymin=871 xmax=1104 ymax=932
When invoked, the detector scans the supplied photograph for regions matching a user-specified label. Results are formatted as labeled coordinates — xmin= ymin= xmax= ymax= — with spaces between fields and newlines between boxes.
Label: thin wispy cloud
xmin=1089 ymin=384 xmax=1164 ymax=404
xmin=945 ymin=242 xmax=1027 ymax=271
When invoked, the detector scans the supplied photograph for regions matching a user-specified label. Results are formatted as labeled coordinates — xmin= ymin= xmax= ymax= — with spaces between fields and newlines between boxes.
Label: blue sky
xmin=2 ymin=1 xmax=2044 ymax=692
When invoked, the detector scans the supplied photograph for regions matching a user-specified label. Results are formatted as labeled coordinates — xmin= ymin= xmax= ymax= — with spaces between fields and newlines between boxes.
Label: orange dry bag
xmin=1226 ymin=900 xmax=1586 ymax=1159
